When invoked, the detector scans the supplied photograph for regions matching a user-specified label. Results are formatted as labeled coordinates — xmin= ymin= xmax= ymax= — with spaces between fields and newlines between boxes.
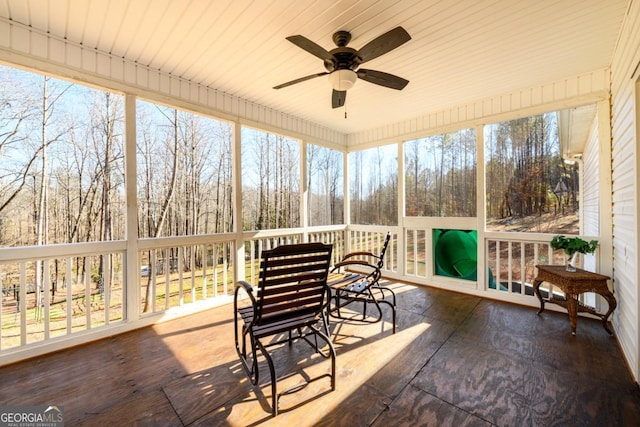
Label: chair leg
xmin=254 ymin=328 xmax=335 ymax=417
xmin=255 ymin=339 xmax=279 ymax=416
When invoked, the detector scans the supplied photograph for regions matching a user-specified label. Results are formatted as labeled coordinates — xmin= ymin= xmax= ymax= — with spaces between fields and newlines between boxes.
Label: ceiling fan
xmin=273 ymin=26 xmax=411 ymax=109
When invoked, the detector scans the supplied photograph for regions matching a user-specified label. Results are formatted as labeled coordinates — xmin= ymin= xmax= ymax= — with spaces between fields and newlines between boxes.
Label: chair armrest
xmin=235 ymin=280 xmax=254 ymax=294
xmin=331 ymin=259 xmax=378 ymax=272
xmin=234 ymin=281 xmax=258 ymax=315
xmin=341 ymin=251 xmax=381 ymax=262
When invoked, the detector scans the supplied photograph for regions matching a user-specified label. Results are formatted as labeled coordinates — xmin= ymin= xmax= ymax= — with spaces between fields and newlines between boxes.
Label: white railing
xmin=485 ymin=232 xmax=601 ymax=306
xmin=485 ymin=232 xmax=557 ymax=297
xmin=0 ymin=242 xmax=126 ymax=352
xmin=0 ymin=225 xmax=602 ymax=362
xmin=242 ymin=226 xmax=347 ymax=285
xmin=346 ymin=227 xmax=399 ymax=274
xmin=137 ymin=234 xmax=236 ymax=316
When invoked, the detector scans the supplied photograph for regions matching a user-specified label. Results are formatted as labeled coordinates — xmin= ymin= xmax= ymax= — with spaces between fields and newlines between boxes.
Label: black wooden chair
xmin=328 ymin=232 xmax=396 ymax=333
xmin=234 ymin=242 xmax=335 ymax=416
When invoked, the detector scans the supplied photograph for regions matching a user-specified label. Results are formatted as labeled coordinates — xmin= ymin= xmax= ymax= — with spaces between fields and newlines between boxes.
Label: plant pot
xmin=565 ymin=252 xmax=579 ymax=272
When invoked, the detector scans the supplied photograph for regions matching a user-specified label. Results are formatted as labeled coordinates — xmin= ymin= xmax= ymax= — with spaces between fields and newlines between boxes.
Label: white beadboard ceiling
xmin=0 ymin=0 xmax=630 ymax=135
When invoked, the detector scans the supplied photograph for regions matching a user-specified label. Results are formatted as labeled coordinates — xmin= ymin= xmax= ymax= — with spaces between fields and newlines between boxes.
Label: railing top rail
xmin=484 ymin=231 xmax=599 ymax=242
xmin=0 ymin=241 xmax=127 ymax=263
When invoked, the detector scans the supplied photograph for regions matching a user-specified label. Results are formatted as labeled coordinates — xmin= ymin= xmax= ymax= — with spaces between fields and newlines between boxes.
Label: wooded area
xmin=241 ymin=128 xmax=299 ymax=230
xmin=349 ymin=145 xmax=398 ymax=225
xmin=485 ymin=114 xmax=578 ymax=232
xmin=405 ymin=128 xmax=477 ymax=217
xmin=0 ymin=65 xmax=579 ymax=261
xmin=307 ymin=144 xmax=343 ymax=226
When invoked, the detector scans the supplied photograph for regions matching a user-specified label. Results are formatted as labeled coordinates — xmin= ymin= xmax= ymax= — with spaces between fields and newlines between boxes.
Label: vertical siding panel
xmin=531 ymin=85 xmax=542 ymax=106
xmin=553 ymin=80 xmax=565 ymax=101
xmin=511 ymin=92 xmax=521 ymax=111
xmin=566 ymin=76 xmax=578 ymax=98
xmin=96 ymin=52 xmax=110 ymax=76
xmin=0 ymin=21 xmax=9 ymax=47
xmin=169 ymin=76 xmax=180 ymax=97
xmin=82 ymin=49 xmax=97 ymax=73
xmin=124 ymin=62 xmax=136 ymax=84
xmin=521 ymin=88 xmax=532 ymax=109
xmin=66 ymin=44 xmax=82 ymax=69
xmin=110 ymin=58 xmax=124 ymax=82
xmin=189 ymin=83 xmax=198 ymax=104
xmin=136 ymin=65 xmax=148 ymax=88
xmin=583 ymin=117 xmax=600 ymax=236
xmin=148 ymin=69 xmax=160 ymax=92
xmin=180 ymin=79 xmax=190 ymax=100
xmin=30 ymin=32 xmax=48 ymax=59
xmin=49 ymin=38 xmax=65 ymax=63
xmin=159 ymin=73 xmax=170 ymax=94
xmin=610 ymin=0 xmax=640 ymax=382
xmin=541 ymin=82 xmax=554 ymax=103
xmin=11 ymin=25 xmax=30 ymax=53
xmin=501 ymin=94 xmax=511 ymax=113
xmin=578 ymin=73 xmax=592 ymax=95
xmin=198 ymin=86 xmax=208 ymax=106
xmin=215 ymin=91 xmax=224 ymax=111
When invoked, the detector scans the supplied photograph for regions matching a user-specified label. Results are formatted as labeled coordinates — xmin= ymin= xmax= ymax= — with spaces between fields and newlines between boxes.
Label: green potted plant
xmin=550 ymin=235 xmax=599 ymax=271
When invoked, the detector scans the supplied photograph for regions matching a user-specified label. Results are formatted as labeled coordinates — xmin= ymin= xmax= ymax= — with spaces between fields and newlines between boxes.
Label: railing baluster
xmin=190 ymin=245 xmax=196 ymax=303
xmin=85 ymin=257 xmax=91 ymax=329
xmin=105 ymin=254 xmax=111 ymax=325
xmin=19 ymin=262 xmax=26 ymax=346
xmin=151 ymin=250 xmax=157 ymax=313
xmin=519 ymin=242 xmax=525 ymax=295
xmin=163 ymin=248 xmax=169 ymax=310
xmin=65 ymin=258 xmax=72 ymax=335
xmin=43 ymin=261 xmax=50 ymax=339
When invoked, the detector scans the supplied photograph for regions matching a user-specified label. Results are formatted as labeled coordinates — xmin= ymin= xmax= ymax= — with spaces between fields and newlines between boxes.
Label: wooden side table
xmin=533 ymin=264 xmax=616 ymax=336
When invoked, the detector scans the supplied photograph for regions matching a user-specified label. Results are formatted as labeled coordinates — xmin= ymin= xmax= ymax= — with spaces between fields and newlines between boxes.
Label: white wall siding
xmin=582 ymin=117 xmax=600 ymax=236
xmin=610 ymin=0 xmax=640 ymax=382
xmin=0 ymin=18 xmax=346 ymax=148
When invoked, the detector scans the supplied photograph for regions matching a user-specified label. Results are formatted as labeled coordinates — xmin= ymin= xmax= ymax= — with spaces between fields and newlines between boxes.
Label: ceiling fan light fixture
xmin=328 ymin=69 xmax=357 ymax=91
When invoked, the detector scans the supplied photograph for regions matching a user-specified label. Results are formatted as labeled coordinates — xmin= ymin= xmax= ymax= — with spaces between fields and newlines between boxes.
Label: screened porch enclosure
xmin=0 ymin=64 xmax=608 ymax=365
xmin=6 ymin=0 xmax=640 ymax=388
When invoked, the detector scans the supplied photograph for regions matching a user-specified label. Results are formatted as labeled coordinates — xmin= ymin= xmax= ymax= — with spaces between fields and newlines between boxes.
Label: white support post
xmin=397 ymin=141 xmax=406 ymax=276
xmin=300 ymin=140 xmax=309 ymax=242
xmin=233 ymin=121 xmax=245 ymax=283
xmin=124 ymin=94 xmax=140 ymax=322
xmin=476 ymin=124 xmax=486 ymax=291
xmin=343 ymin=149 xmax=350 ymax=251
xmin=597 ymin=99 xmax=613 ymax=279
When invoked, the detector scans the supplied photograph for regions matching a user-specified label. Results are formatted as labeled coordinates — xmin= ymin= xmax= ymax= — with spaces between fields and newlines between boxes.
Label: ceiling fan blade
xmin=357 ymin=69 xmax=409 ymax=90
xmin=332 ymin=90 xmax=346 ymax=108
xmin=273 ymin=72 xmax=328 ymax=89
xmin=286 ymin=35 xmax=334 ymax=61
xmin=358 ymin=26 xmax=411 ymax=64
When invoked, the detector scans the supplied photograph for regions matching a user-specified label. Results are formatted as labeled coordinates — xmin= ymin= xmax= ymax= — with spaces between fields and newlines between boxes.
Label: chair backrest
xmin=255 ymin=242 xmax=333 ymax=326
xmin=375 ymin=232 xmax=391 ymax=270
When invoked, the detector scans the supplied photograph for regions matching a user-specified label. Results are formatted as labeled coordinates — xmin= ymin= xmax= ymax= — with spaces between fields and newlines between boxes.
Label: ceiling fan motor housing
xmin=324 ymin=47 xmax=361 ymax=72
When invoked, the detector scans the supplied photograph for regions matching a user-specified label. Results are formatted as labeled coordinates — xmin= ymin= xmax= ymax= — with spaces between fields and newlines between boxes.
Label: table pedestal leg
xmin=598 ymin=290 xmax=617 ymax=336
xmin=533 ymin=279 xmax=544 ymax=314
xmin=566 ymin=294 xmax=578 ymax=336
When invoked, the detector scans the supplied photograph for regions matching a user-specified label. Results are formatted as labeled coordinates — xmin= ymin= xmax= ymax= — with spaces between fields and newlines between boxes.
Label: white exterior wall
xmin=582 ymin=116 xmax=600 ymax=237
xmin=610 ymin=0 xmax=640 ymax=382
